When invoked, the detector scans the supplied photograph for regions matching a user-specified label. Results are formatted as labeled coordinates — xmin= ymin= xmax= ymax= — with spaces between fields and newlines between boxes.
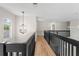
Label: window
xmin=4 ymin=18 xmax=11 ymax=38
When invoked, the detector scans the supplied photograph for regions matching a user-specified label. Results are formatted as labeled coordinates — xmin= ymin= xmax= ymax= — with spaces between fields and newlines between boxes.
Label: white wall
xmin=0 ymin=7 xmax=16 ymax=42
xmin=70 ymin=20 xmax=79 ymax=41
xmin=15 ymin=16 xmax=36 ymax=43
xmin=0 ymin=7 xmax=37 ymax=43
xmin=37 ymin=20 xmax=68 ymax=36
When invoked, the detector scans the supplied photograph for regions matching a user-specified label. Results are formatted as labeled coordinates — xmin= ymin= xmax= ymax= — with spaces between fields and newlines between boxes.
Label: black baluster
xmin=63 ymin=41 xmax=64 ymax=56
xmin=16 ymin=52 xmax=19 ymax=56
xmin=10 ymin=52 xmax=12 ymax=56
xmin=61 ymin=40 xmax=63 ymax=56
xmin=60 ymin=39 xmax=61 ymax=56
xmin=65 ymin=42 xmax=67 ymax=56
xmin=68 ymin=43 xmax=70 ymax=56
xmin=71 ymin=45 xmax=73 ymax=56
xmin=76 ymin=46 xmax=79 ymax=56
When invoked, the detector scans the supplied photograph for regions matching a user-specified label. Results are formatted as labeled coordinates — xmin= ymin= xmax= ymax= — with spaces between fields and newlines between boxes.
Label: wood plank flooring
xmin=34 ymin=36 xmax=56 ymax=56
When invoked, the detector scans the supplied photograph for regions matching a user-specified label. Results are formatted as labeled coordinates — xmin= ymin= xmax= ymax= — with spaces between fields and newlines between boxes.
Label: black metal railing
xmin=44 ymin=30 xmax=79 ymax=56
xmin=26 ymin=33 xmax=35 ymax=56
xmin=0 ymin=33 xmax=35 ymax=56
xmin=0 ymin=43 xmax=6 ymax=56
xmin=6 ymin=43 xmax=26 ymax=56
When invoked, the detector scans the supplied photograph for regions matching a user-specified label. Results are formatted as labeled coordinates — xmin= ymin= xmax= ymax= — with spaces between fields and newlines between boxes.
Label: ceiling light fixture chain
xmin=22 ymin=11 xmax=24 ymax=26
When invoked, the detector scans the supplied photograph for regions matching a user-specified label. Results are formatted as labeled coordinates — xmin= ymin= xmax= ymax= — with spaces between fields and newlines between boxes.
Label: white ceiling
xmin=0 ymin=3 xmax=79 ymax=21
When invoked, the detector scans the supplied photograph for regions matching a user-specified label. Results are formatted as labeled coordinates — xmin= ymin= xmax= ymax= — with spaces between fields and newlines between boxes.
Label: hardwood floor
xmin=34 ymin=36 xmax=56 ymax=56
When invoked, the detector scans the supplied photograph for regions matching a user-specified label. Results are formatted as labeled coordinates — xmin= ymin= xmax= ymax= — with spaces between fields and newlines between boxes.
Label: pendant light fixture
xmin=33 ymin=3 xmax=38 ymax=7
xmin=19 ymin=11 xmax=26 ymax=34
